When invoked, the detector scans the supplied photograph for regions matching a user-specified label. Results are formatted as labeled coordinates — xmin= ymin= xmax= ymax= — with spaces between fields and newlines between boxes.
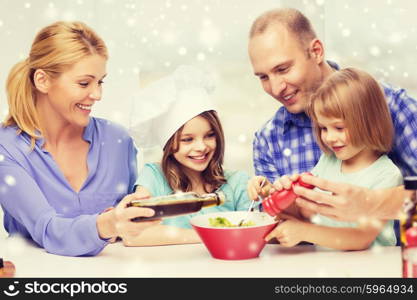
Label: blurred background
xmin=1 ymin=0 xmax=417 ymax=237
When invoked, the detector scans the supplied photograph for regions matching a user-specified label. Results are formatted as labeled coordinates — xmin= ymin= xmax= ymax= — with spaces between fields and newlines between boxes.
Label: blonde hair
xmin=5 ymin=21 xmax=108 ymax=147
xmin=249 ymin=8 xmax=317 ymax=49
xmin=307 ymin=68 xmax=393 ymax=155
xmin=161 ymin=110 xmax=226 ymax=193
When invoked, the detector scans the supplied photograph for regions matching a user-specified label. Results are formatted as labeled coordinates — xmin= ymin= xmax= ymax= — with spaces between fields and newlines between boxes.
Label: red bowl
xmin=190 ymin=211 xmax=278 ymax=260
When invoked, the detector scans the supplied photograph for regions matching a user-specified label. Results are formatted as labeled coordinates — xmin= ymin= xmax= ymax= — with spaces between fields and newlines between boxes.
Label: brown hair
xmin=5 ymin=21 xmax=108 ymax=147
xmin=306 ymin=68 xmax=393 ymax=155
xmin=161 ymin=110 xmax=226 ymax=193
xmin=249 ymin=8 xmax=317 ymax=49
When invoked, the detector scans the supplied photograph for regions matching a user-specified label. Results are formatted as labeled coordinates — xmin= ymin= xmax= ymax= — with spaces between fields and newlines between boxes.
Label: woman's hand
xmin=97 ymin=193 xmax=160 ymax=240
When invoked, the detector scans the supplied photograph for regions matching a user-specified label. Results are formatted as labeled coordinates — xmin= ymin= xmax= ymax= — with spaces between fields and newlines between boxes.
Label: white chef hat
xmin=129 ymin=65 xmax=217 ymax=149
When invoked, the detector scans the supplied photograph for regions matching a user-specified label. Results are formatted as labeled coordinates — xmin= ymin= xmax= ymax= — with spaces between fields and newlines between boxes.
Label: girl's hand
xmin=271 ymin=174 xmax=300 ymax=193
xmin=265 ymin=213 xmax=306 ymax=247
xmin=247 ymin=176 xmax=272 ymax=200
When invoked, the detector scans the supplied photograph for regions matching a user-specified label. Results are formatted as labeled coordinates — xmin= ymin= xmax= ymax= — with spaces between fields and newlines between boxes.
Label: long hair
xmin=4 ymin=21 xmax=108 ymax=147
xmin=161 ymin=110 xmax=226 ymax=193
xmin=306 ymin=67 xmax=394 ymax=155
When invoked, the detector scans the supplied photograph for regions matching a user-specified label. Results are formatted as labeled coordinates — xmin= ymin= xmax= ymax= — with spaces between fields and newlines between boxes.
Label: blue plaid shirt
xmin=253 ymin=62 xmax=417 ymax=182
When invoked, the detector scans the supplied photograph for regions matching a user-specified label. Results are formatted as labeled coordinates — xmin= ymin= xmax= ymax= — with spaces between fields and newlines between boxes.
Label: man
xmin=248 ymin=8 xmax=417 ymax=221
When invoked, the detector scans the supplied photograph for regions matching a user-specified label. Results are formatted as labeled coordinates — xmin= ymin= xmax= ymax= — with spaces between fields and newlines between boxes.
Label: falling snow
xmin=238 ymin=134 xmax=247 ymax=143
xmin=311 ymin=214 xmax=321 ymax=224
xmin=116 ymin=183 xmax=127 ymax=193
xmin=166 ymin=226 xmax=181 ymax=239
xmin=342 ymin=28 xmax=350 ymax=37
xmin=196 ymin=52 xmax=205 ymax=61
xmin=4 ymin=175 xmax=16 ymax=186
xmin=283 ymin=148 xmax=292 ymax=157
xmin=4 ymin=235 xmax=28 ymax=257
xmin=178 ymin=47 xmax=187 ymax=55
xmin=369 ymin=46 xmax=381 ymax=57
xmin=370 ymin=245 xmax=384 ymax=254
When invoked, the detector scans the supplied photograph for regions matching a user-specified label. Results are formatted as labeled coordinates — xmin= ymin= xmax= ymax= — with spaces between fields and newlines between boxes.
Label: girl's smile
xmin=188 ymin=152 xmax=211 ymax=163
xmin=174 ymin=115 xmax=217 ymax=175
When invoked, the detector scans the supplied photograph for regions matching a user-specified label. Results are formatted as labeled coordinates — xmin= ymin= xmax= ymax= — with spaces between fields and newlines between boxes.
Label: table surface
xmin=0 ymin=236 xmax=402 ymax=278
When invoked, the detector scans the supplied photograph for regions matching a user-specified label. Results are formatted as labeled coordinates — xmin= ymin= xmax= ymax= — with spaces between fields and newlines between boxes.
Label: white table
xmin=0 ymin=236 xmax=402 ymax=277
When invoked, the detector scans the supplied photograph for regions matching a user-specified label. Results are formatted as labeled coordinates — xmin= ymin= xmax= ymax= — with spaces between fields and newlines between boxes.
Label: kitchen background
xmin=1 ymin=0 xmax=416 ymax=236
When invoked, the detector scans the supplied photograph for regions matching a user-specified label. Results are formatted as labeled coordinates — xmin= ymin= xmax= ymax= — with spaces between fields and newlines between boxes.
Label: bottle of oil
xmin=127 ymin=191 xmax=226 ymax=221
xmin=401 ymin=176 xmax=417 ymax=278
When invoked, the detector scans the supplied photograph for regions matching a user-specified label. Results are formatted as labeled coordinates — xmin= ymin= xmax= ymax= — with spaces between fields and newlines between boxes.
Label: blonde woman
xmin=250 ymin=68 xmax=402 ymax=250
xmin=0 ymin=21 xmax=158 ymax=256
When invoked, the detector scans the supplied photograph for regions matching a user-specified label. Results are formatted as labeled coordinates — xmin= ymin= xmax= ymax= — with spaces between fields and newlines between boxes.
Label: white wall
xmin=1 ymin=0 xmax=416 ymax=241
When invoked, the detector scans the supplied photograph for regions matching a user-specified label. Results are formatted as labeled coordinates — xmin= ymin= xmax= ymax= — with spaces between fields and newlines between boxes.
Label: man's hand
xmin=293 ymin=174 xmax=374 ymax=222
xmin=293 ymin=174 xmax=405 ymax=221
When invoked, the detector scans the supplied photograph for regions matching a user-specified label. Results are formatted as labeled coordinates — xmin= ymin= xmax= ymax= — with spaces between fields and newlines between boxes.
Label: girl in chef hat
xmin=126 ymin=65 xmax=251 ymax=246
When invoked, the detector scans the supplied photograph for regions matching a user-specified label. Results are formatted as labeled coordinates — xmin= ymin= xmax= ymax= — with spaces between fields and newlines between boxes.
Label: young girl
xmin=249 ymin=68 xmax=403 ymax=250
xmin=125 ymin=66 xmax=251 ymax=246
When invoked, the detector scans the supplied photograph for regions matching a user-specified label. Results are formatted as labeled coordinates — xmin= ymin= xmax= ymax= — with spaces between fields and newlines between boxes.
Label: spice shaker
xmin=262 ymin=172 xmax=314 ymax=216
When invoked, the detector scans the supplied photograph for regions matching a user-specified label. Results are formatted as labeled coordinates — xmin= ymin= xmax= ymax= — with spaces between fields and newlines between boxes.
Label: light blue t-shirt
xmin=136 ymin=163 xmax=251 ymax=228
xmin=310 ymin=154 xmax=403 ymax=247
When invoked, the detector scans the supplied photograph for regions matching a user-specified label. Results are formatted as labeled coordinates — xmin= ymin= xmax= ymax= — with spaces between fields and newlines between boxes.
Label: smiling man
xmin=248 ymin=8 xmax=417 ymax=222
xmin=249 ymin=8 xmax=336 ymax=179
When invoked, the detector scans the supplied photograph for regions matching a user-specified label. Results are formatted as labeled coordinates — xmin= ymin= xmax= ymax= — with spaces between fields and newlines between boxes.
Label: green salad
xmin=209 ymin=217 xmax=255 ymax=227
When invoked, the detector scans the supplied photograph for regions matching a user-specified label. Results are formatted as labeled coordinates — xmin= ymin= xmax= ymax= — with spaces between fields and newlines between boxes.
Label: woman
xmin=0 ymin=21 xmax=158 ymax=256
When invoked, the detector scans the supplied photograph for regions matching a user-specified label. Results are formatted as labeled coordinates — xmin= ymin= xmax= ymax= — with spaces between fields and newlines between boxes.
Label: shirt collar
xmin=83 ymin=118 xmax=94 ymax=143
xmin=327 ymin=60 xmax=340 ymax=71
xmin=34 ymin=118 xmax=94 ymax=151
xmin=283 ymin=110 xmax=312 ymax=129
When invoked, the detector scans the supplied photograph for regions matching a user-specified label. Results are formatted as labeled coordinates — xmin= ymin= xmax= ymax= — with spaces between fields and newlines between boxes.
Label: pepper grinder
xmin=262 ymin=172 xmax=314 ymax=216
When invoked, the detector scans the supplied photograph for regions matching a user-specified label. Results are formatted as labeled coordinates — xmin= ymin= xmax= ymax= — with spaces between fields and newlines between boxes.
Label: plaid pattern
xmin=253 ymin=67 xmax=417 ymax=182
xmin=253 ymin=109 xmax=322 ymax=183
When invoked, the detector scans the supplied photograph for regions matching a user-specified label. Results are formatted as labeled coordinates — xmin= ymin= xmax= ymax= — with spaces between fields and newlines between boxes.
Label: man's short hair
xmin=249 ymin=8 xmax=317 ymax=48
